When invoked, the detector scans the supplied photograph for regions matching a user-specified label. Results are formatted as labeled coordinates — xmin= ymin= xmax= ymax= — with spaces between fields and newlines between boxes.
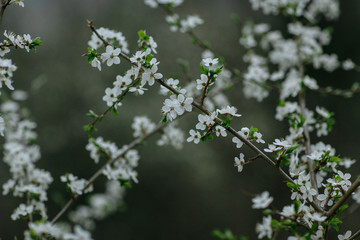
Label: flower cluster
xmin=1 ymin=100 xmax=52 ymax=222
xmin=0 ymin=31 xmax=41 ymax=95
xmin=60 ymin=173 xmax=93 ymax=196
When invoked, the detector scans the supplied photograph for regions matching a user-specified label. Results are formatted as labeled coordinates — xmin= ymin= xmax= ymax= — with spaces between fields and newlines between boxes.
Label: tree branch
xmin=0 ymin=0 xmax=11 ymax=27
xmin=87 ymin=22 xmax=324 ymax=213
xmin=326 ymin=176 xmax=360 ymax=219
xmin=51 ymin=122 xmax=167 ymax=225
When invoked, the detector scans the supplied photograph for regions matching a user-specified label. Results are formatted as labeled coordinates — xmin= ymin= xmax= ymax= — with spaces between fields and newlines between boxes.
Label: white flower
xmin=102 ymin=88 xmax=120 ymax=107
xmin=0 ymin=46 xmax=10 ymax=57
xmin=90 ymin=57 xmax=101 ymax=71
xmin=162 ymin=98 xmax=178 ymax=121
xmin=273 ymin=139 xmax=291 ymax=148
xmin=280 ymin=205 xmax=295 ymax=217
xmin=264 ymin=144 xmax=281 ymax=153
xmin=234 ymin=153 xmax=245 ymax=172
xmin=239 ymin=127 xmax=250 ymax=138
xmin=11 ymin=203 xmax=34 ymax=220
xmin=180 ymin=15 xmax=204 ymax=33
xmin=142 ymin=60 xmax=163 ymax=86
xmin=215 ymin=125 xmax=227 ymax=137
xmin=232 ymin=133 xmax=244 ymax=149
xmin=129 ymin=85 xmax=147 ymax=95
xmin=202 ymin=58 xmax=219 ymax=70
xmin=174 ymin=94 xmax=193 ymax=115
xmin=256 ymin=216 xmax=272 ymax=239
xmin=187 ymin=129 xmax=201 ymax=144
xmin=131 ymin=116 xmax=156 ymax=138
xmin=159 ymin=78 xmax=180 ymax=95
xmin=216 ymin=106 xmax=241 ymax=117
xmin=61 ymin=174 xmax=93 ymax=195
xmin=130 ymin=50 xmax=147 ymax=64
xmin=11 ymin=90 xmax=28 ymax=101
xmin=316 ymin=106 xmax=330 ymax=118
xmin=339 ymin=158 xmax=356 ymax=169
xmin=196 ymin=74 xmax=209 ymax=90
xmin=254 ymin=131 xmax=265 ymax=144
xmin=0 ymin=116 xmax=5 ymax=136
xmin=195 ymin=113 xmax=215 ymax=130
xmin=148 ymin=36 xmax=158 ymax=54
xmin=299 ymin=181 xmax=317 ymax=202
xmin=342 ymin=59 xmax=355 ymax=70
xmin=338 ymin=231 xmax=352 ymax=240
xmin=101 ymin=45 xmax=121 ymax=66
xmin=252 ymin=191 xmax=273 ymax=209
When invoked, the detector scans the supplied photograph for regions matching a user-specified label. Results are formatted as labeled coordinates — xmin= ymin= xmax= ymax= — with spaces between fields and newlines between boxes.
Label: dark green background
xmin=1 ymin=0 xmax=360 ymax=239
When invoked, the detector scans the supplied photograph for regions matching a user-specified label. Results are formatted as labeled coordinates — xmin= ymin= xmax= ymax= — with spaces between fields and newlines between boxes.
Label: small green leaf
xmin=118 ymin=179 xmax=132 ymax=189
xmin=215 ymin=66 xmax=223 ymax=75
xmin=87 ymin=48 xmax=97 ymax=62
xmin=29 ymin=37 xmax=42 ymax=50
xmin=138 ymin=30 xmax=146 ymax=39
xmin=294 ymin=200 xmax=300 ymax=213
xmin=86 ymin=110 xmax=98 ymax=119
xmin=263 ymin=209 xmax=272 ymax=215
xmin=110 ymin=106 xmax=118 ymax=115
xmin=161 ymin=114 xmax=167 ymax=123
xmin=271 ymin=219 xmax=280 ymax=228
xmin=145 ymin=54 xmax=154 ymax=64
xmin=200 ymin=65 xmax=209 ymax=75
xmin=337 ymin=204 xmax=348 ymax=213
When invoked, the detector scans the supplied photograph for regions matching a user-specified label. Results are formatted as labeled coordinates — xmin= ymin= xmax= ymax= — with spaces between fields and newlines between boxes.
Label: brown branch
xmin=326 ymin=176 xmax=360 ymax=219
xmin=349 ymin=229 xmax=360 ymax=240
xmin=50 ymin=122 xmax=166 ymax=225
xmin=0 ymin=0 xmax=11 ymax=27
xmin=199 ymin=74 xmax=211 ymax=106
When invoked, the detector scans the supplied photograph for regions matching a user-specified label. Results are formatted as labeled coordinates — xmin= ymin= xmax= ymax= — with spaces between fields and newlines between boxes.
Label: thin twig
xmin=51 ymin=122 xmax=166 ymax=225
xmin=0 ymin=0 xmax=11 ymax=27
xmin=296 ymin=36 xmax=319 ymax=205
xmin=349 ymin=229 xmax=360 ymax=240
xmin=326 ymin=176 xmax=360 ymax=219
xmin=199 ymin=74 xmax=211 ymax=106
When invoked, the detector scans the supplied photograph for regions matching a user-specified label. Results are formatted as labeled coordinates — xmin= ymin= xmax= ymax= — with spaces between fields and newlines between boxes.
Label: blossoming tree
xmin=1 ymin=0 xmax=360 ymax=239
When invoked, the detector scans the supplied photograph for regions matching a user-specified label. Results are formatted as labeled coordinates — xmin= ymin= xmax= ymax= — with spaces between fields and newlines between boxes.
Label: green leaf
xmin=29 ymin=37 xmax=42 ymax=50
xmin=161 ymin=114 xmax=167 ymax=123
xmin=110 ymin=106 xmax=118 ymax=115
xmin=86 ymin=110 xmax=98 ymax=119
xmin=83 ymin=124 xmax=97 ymax=138
xmin=212 ymin=229 xmax=236 ymax=240
xmin=263 ymin=209 xmax=272 ymax=215
xmin=118 ymin=179 xmax=132 ymax=189
xmin=285 ymin=145 xmax=298 ymax=154
xmin=87 ymin=47 xmax=97 ymax=62
xmin=329 ymin=156 xmax=341 ymax=163
xmin=294 ymin=200 xmax=300 ymax=213
xmin=221 ymin=117 xmax=232 ymax=128
xmin=271 ymin=219 xmax=280 ymax=228
xmin=200 ymin=65 xmax=209 ymax=75
xmin=337 ymin=204 xmax=348 ymax=213
xmin=215 ymin=66 xmax=223 ymax=75
xmin=145 ymin=54 xmax=154 ymax=64
xmin=138 ymin=30 xmax=146 ymax=39
xmin=328 ymin=217 xmax=342 ymax=232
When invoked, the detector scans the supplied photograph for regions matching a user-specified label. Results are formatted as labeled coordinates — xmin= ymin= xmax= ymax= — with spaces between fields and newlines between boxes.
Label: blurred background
xmin=1 ymin=0 xmax=360 ymax=239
